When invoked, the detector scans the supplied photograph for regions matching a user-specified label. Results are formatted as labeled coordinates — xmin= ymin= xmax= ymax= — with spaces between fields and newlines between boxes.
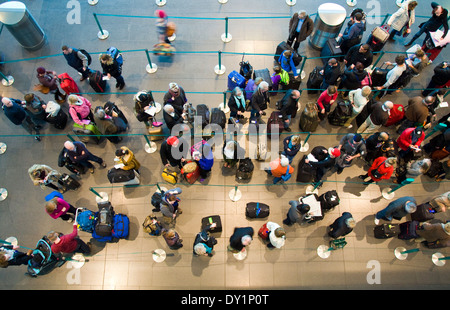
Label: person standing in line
xmin=358 ymin=156 xmax=396 ymax=185
xmin=36 ymin=67 xmax=66 ymax=103
xmin=0 ymin=244 xmax=33 ymax=268
xmin=287 ymin=10 xmax=314 ymax=52
xmin=28 ymin=164 xmax=64 ymax=192
xmin=334 ymin=133 xmax=366 ymax=174
xmin=2 ymin=97 xmax=41 ymax=141
xmin=386 ymin=0 xmax=417 ymax=41
xmin=343 ymin=86 xmax=372 ymax=129
xmin=374 ymin=196 xmax=417 ymax=225
xmin=99 ymin=49 xmax=125 ymax=90
xmin=328 ymin=212 xmax=356 ymax=239
xmin=45 ymin=196 xmax=77 ymax=222
xmin=155 ymin=9 xmax=170 ymax=44
xmin=422 ymin=61 xmax=450 ymax=96
xmin=193 ymin=223 xmax=218 ymax=257
xmin=61 ymin=45 xmax=90 ymax=81
xmin=228 ymin=227 xmax=254 ymax=253
xmin=159 ymin=187 xmax=183 ymax=226
xmin=416 ymin=222 xmax=450 ymax=248
xmin=356 ymin=101 xmax=394 ymax=134
xmin=115 ymin=146 xmax=141 ymax=174
xmin=63 ymin=140 xmax=106 ymax=174
xmin=47 ymin=222 xmax=91 ymax=256
xmin=250 ymin=81 xmax=270 ymax=120
xmin=277 ymin=89 xmax=301 ymax=132
xmin=265 ymin=222 xmax=286 ymax=249
xmin=283 ymin=200 xmax=310 ymax=225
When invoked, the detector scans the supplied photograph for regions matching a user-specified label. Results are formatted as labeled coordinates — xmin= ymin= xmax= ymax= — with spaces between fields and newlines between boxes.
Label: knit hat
xmin=414 ymin=127 xmax=423 ymax=136
xmin=155 ymin=9 xmax=166 ymax=18
xmin=167 ymin=136 xmax=179 ymax=146
xmin=36 ymin=67 xmax=46 ymax=74
xmin=353 ymin=134 xmax=362 ymax=143
xmin=328 ymin=147 xmax=341 ymax=158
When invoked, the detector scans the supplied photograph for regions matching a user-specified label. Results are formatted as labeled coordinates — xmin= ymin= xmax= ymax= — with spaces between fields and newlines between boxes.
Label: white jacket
xmin=387 ymin=0 xmax=415 ymax=31
xmin=266 ymin=222 xmax=286 ymax=248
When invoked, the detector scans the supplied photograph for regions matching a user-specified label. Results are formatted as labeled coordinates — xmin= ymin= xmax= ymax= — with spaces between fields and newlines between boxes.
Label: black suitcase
xmin=373 ymin=223 xmax=400 ymax=239
xmin=296 ymin=155 xmax=315 ymax=183
xmin=327 ymin=101 xmax=353 ymax=126
xmin=320 ymin=38 xmax=343 ymax=65
xmin=275 ymin=41 xmax=302 ymax=66
xmin=210 ymin=107 xmax=226 ymax=129
xmin=366 ymin=33 xmax=387 ymax=52
xmin=299 ymin=102 xmax=319 ymax=132
xmin=253 ymin=68 xmax=273 ymax=88
xmin=236 ymin=158 xmax=254 ymax=181
xmin=306 ymin=66 xmax=323 ymax=94
xmin=88 ymin=70 xmax=107 ymax=93
xmin=201 ymin=215 xmax=222 ymax=233
xmin=425 ymin=159 xmax=444 ymax=178
xmin=410 ymin=203 xmax=435 ymax=222
xmin=104 ymin=101 xmax=128 ymax=126
xmin=47 ymin=110 xmax=68 ymax=130
xmin=95 ymin=202 xmax=114 ymax=237
xmin=398 ymin=221 xmax=420 ymax=240
xmin=246 ymin=202 xmax=270 ymax=218
xmin=58 ymin=173 xmax=81 ymax=191
xmin=318 ymin=190 xmax=340 ymax=211
xmin=370 ymin=67 xmax=389 ymax=87
xmin=107 ymin=168 xmax=135 ymax=183
xmin=196 ymin=104 xmax=210 ymax=129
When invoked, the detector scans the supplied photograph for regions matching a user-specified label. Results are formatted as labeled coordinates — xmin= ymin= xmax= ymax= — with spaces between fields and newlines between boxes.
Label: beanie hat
xmin=353 ymin=134 xmax=362 ymax=143
xmin=155 ymin=9 xmax=166 ymax=18
xmin=167 ymin=136 xmax=178 ymax=146
xmin=329 ymin=147 xmax=341 ymax=158
xmin=36 ymin=67 xmax=46 ymax=74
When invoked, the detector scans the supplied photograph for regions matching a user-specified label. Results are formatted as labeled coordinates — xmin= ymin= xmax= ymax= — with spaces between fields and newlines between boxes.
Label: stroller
xmin=26 ymin=236 xmax=63 ymax=277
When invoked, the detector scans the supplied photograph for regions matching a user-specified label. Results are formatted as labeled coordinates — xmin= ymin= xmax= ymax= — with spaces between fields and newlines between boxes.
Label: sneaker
xmin=101 ymin=162 xmax=107 ymax=168
xmin=284 ymin=127 xmax=292 ymax=132
xmin=347 ymin=125 xmax=353 ymax=129
xmin=374 ymin=218 xmax=380 ymax=225
xmin=89 ymin=168 xmax=95 ymax=174
xmin=119 ymin=83 xmax=125 ymax=90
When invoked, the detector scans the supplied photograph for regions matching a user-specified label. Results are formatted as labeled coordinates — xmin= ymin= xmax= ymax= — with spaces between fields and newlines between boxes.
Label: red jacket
xmin=368 ymin=157 xmax=394 ymax=182
xmin=50 ymin=224 xmax=79 ymax=254
xmin=396 ymin=127 xmax=425 ymax=151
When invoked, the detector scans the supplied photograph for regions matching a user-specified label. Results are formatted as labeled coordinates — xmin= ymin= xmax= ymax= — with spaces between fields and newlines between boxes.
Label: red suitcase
xmin=58 ymin=72 xmax=80 ymax=95
xmin=258 ymin=223 xmax=269 ymax=240
xmin=181 ymin=161 xmax=200 ymax=184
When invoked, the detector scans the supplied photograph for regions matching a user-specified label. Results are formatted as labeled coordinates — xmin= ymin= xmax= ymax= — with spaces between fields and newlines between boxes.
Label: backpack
xmin=106 ymin=47 xmax=123 ymax=67
xmin=151 ymin=190 xmax=165 ymax=211
xmin=142 ymin=214 xmax=163 ymax=236
xmin=111 ymin=214 xmax=129 ymax=239
xmin=95 ymin=202 xmax=114 ymax=237
xmin=76 ymin=209 xmax=96 ymax=233
xmin=78 ymin=49 xmax=92 ymax=66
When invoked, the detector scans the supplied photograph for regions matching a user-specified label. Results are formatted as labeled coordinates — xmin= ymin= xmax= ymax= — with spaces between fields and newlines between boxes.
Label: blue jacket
xmin=278 ymin=51 xmax=298 ymax=78
xmin=3 ymin=99 xmax=26 ymax=125
xmin=376 ymin=196 xmax=416 ymax=221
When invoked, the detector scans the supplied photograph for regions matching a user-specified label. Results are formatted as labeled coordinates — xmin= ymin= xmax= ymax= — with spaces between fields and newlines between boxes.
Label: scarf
xmin=234 ymin=94 xmax=246 ymax=109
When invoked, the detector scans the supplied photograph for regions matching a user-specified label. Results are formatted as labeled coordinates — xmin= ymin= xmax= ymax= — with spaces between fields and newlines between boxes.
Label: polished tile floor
xmin=0 ymin=0 xmax=449 ymax=291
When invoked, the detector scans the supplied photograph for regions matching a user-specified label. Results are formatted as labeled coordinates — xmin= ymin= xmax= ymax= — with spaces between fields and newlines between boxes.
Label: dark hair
xmin=61 ymin=45 xmax=69 ymax=51
xmin=395 ymin=55 xmax=406 ymax=65
xmin=298 ymin=204 xmax=310 ymax=214
xmin=354 ymin=12 xmax=363 ymax=21
xmin=115 ymin=149 xmax=128 ymax=156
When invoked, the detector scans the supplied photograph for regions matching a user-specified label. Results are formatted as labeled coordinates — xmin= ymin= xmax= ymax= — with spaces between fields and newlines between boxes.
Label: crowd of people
xmin=0 ymin=3 xmax=449 ymax=281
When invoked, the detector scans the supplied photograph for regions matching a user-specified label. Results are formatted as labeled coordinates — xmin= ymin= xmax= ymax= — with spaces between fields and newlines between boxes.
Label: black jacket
xmin=229 ymin=227 xmax=254 ymax=251
xmin=344 ymin=44 xmax=373 ymax=68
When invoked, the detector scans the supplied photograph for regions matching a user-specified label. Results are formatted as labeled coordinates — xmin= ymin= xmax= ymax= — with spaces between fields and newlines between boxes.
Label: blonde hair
xmin=47 ymin=231 xmax=60 ymax=243
xmin=45 ymin=198 xmax=57 ymax=214
xmin=291 ymin=135 xmax=301 ymax=145
xmin=361 ymin=86 xmax=372 ymax=97
xmin=68 ymin=94 xmax=79 ymax=105
xmin=0 ymin=251 xmax=9 ymax=268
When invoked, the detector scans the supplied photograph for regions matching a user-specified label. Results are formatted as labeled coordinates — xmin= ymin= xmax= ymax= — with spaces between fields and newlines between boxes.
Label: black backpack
xmin=78 ymin=49 xmax=92 ymax=66
xmin=239 ymin=54 xmax=253 ymax=80
xmin=95 ymin=202 xmax=114 ymax=237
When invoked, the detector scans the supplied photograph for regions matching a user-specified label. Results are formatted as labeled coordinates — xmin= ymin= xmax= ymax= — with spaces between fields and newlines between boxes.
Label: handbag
xmin=162 ymin=168 xmax=178 ymax=184
xmin=281 ymin=165 xmax=292 ymax=182
xmin=33 ymin=84 xmax=50 ymax=94
xmin=371 ymin=160 xmax=386 ymax=179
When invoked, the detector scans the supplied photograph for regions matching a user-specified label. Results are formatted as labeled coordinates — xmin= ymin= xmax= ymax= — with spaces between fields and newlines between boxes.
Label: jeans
xmin=284 ymin=115 xmax=291 ymax=129
xmin=406 ymin=25 xmax=427 ymax=45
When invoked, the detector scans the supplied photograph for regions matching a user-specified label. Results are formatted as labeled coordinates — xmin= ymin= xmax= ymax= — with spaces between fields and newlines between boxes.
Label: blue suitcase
xmin=228 ymin=70 xmax=246 ymax=90
xmin=112 ymin=214 xmax=130 ymax=239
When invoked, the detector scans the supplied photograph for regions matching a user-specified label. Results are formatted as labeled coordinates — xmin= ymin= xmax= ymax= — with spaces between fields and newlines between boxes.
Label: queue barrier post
xmin=145 ymin=49 xmax=158 ymax=74
xmin=381 ymin=178 xmax=415 ymax=200
xmin=0 ymin=70 xmax=14 ymax=86
xmin=144 ymin=134 xmax=157 ymax=153
xmin=214 ymin=50 xmax=226 ymax=75
xmin=93 ymin=13 xmax=109 ymax=40
xmin=394 ymin=247 xmax=420 ymax=260
xmin=221 ymin=17 xmax=232 ymax=43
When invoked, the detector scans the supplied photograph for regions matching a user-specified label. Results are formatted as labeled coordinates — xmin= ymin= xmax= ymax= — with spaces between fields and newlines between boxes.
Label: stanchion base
xmin=347 ymin=0 xmax=357 ymax=7
xmin=214 ymin=64 xmax=226 ymax=75
xmin=229 ymin=189 xmax=242 ymax=202
xmin=317 ymin=245 xmax=331 ymax=259
xmin=286 ymin=0 xmax=296 ymax=6
xmin=5 ymin=237 xmax=17 ymax=246
xmin=88 ymin=0 xmax=98 ymax=5
xmin=394 ymin=247 xmax=408 ymax=260
xmin=168 ymin=34 xmax=176 ymax=42
xmin=95 ymin=192 xmax=109 ymax=204
xmin=381 ymin=188 xmax=395 ymax=200
xmin=299 ymin=141 xmax=309 ymax=152
xmin=432 ymin=252 xmax=445 ymax=266
xmin=233 ymin=248 xmax=247 ymax=260
xmin=0 ymin=142 xmax=7 ymax=154
xmin=221 ymin=33 xmax=232 ymax=43
xmin=218 ymin=0 xmax=228 ymax=3
xmin=156 ymin=0 xmax=166 ymax=6
xmin=146 ymin=63 xmax=158 ymax=74
xmin=0 ymin=188 xmax=8 ymax=201
xmin=145 ymin=141 xmax=157 ymax=153
xmin=70 ymin=254 xmax=86 ymax=268
xmin=305 ymin=185 xmax=319 ymax=195
xmin=153 ymin=249 xmax=167 ymax=262
xmin=1 ymin=76 xmax=14 ymax=86
xmin=97 ymin=30 xmax=109 ymax=40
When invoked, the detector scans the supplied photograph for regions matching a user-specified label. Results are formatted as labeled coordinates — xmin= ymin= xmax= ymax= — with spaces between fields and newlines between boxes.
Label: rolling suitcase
xmin=373 ymin=223 xmax=400 ymax=239
xmin=327 ymin=101 xmax=353 ymax=126
xmin=306 ymin=66 xmax=323 ymax=94
xmin=267 ymin=110 xmax=284 ymax=137
xmin=253 ymin=68 xmax=273 ymax=88
xmin=181 ymin=161 xmax=200 ymax=184
xmin=111 ymin=214 xmax=130 ymax=239
xmin=73 ymin=123 xmax=101 ymax=144
xmin=246 ymin=202 xmax=270 ymax=218
xmin=258 ymin=223 xmax=269 ymax=240
xmin=228 ymin=70 xmax=246 ymax=90
xmin=88 ymin=70 xmax=107 ymax=93
xmin=299 ymin=102 xmax=319 ymax=132
xmin=47 ymin=109 xmax=68 ymax=130
xmin=398 ymin=221 xmax=420 ymax=240
xmin=318 ymin=190 xmax=340 ymax=211
xmin=366 ymin=25 xmax=389 ymax=52
xmin=196 ymin=104 xmax=210 ymax=129
xmin=210 ymin=107 xmax=226 ymax=130
xmin=370 ymin=65 xmax=390 ymax=87
xmin=201 ymin=215 xmax=222 ymax=233
xmin=320 ymin=38 xmax=343 ymax=65
xmin=296 ymin=155 xmax=315 ymax=183
xmin=58 ymin=173 xmax=81 ymax=191
xmin=148 ymin=126 xmax=164 ymax=141
xmin=107 ymin=168 xmax=136 ymax=184
xmin=282 ymin=73 xmax=301 ymax=90
xmin=104 ymin=101 xmax=128 ymax=126
xmin=275 ymin=41 xmax=302 ymax=66
xmin=58 ymin=72 xmax=79 ymax=95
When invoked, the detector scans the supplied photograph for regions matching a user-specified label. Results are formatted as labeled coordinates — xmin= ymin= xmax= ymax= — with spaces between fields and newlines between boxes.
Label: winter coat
xmin=288 ymin=13 xmax=314 ymax=42
xmin=328 ymin=212 xmax=354 ymax=238
xmin=2 ymin=99 xmax=26 ymax=125
xmin=69 ymin=96 xmax=92 ymax=125
xmin=387 ymin=0 xmax=416 ymax=31
xmin=396 ymin=127 xmax=425 ymax=151
xmin=368 ymin=156 xmax=394 ymax=182
xmin=376 ymin=196 xmax=416 ymax=221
